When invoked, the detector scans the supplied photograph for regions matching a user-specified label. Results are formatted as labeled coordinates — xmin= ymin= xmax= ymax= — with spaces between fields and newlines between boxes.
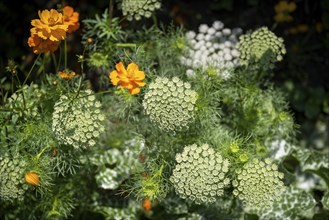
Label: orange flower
xmin=274 ymin=13 xmax=293 ymax=23
xmin=297 ymin=24 xmax=309 ymax=33
xmin=274 ymin=0 xmax=296 ymax=13
xmin=109 ymin=62 xmax=146 ymax=95
xmin=274 ymin=0 xmax=297 ymax=23
xmin=31 ymin=9 xmax=68 ymax=41
xmin=25 ymin=171 xmax=40 ymax=186
xmin=28 ymin=33 xmax=60 ymax=54
xmin=58 ymin=70 xmax=76 ymax=80
xmin=142 ymin=198 xmax=152 ymax=212
xmin=288 ymin=24 xmax=309 ymax=35
xmin=288 ymin=27 xmax=298 ymax=34
xmin=315 ymin=22 xmax=323 ymax=33
xmin=62 ymin=6 xmax=80 ymax=33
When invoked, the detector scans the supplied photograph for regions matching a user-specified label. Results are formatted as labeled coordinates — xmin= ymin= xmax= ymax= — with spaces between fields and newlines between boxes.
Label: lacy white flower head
xmin=0 ymin=156 xmax=28 ymax=202
xmin=121 ymin=0 xmax=161 ymax=21
xmin=170 ymin=143 xmax=231 ymax=205
xmin=232 ymin=158 xmax=286 ymax=209
xmin=181 ymin=20 xmax=242 ymax=79
xmin=237 ymin=27 xmax=286 ymax=69
xmin=52 ymin=89 xmax=105 ymax=149
xmin=142 ymin=76 xmax=198 ymax=133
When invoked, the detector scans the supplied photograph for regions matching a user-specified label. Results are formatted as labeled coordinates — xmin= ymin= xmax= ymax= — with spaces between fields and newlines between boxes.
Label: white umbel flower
xmin=52 ymin=90 xmax=105 ymax=149
xmin=181 ymin=20 xmax=242 ymax=79
xmin=170 ymin=144 xmax=231 ymax=204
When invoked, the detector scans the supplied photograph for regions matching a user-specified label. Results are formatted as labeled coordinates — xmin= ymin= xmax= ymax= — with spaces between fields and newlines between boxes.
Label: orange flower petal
xmin=134 ymin=71 xmax=145 ymax=81
xmin=63 ymin=6 xmax=74 ymax=16
xmin=130 ymin=87 xmax=141 ymax=95
xmin=111 ymin=78 xmax=120 ymax=86
xmin=49 ymin=28 xmax=67 ymax=41
xmin=25 ymin=172 xmax=40 ymax=186
xmin=127 ymin=62 xmax=139 ymax=73
xmin=135 ymin=81 xmax=146 ymax=87
xmin=115 ymin=62 xmax=127 ymax=75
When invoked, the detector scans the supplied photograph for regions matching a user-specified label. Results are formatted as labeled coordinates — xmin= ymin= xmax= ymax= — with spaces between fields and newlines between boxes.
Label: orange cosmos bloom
xmin=274 ymin=0 xmax=296 ymax=14
xmin=142 ymin=198 xmax=152 ymax=212
xmin=31 ymin=9 xmax=68 ymax=41
xmin=109 ymin=62 xmax=146 ymax=95
xmin=62 ymin=6 xmax=80 ymax=33
xmin=58 ymin=70 xmax=76 ymax=80
xmin=274 ymin=0 xmax=297 ymax=23
xmin=25 ymin=171 xmax=40 ymax=186
xmin=28 ymin=33 xmax=61 ymax=54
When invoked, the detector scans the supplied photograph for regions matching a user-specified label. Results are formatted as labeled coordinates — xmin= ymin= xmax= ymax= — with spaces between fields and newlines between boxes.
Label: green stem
xmin=119 ymin=16 xmax=127 ymax=24
xmin=42 ymin=53 xmax=46 ymax=75
xmin=14 ymin=72 xmax=22 ymax=86
xmin=36 ymin=146 xmax=51 ymax=160
xmin=73 ymin=75 xmax=83 ymax=100
xmin=115 ymin=43 xmax=137 ymax=47
xmin=64 ymin=39 xmax=67 ymax=70
xmin=51 ymin=52 xmax=58 ymax=73
xmin=109 ymin=0 xmax=113 ymax=25
xmin=57 ymin=46 xmax=62 ymax=73
xmin=23 ymin=53 xmax=41 ymax=86
xmin=271 ymin=22 xmax=278 ymax=31
xmin=152 ymin=13 xmax=158 ymax=27
xmin=11 ymin=75 xmax=14 ymax=94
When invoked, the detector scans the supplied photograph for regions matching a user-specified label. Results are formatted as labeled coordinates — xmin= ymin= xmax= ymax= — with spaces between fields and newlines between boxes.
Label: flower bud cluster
xmin=180 ymin=21 xmax=242 ymax=79
xmin=142 ymin=77 xmax=198 ymax=132
xmin=121 ymin=0 xmax=161 ymax=21
xmin=0 ymin=156 xmax=28 ymax=202
xmin=170 ymin=144 xmax=231 ymax=204
xmin=52 ymin=89 xmax=105 ymax=149
xmin=237 ymin=27 xmax=286 ymax=68
xmin=232 ymin=158 xmax=286 ymax=209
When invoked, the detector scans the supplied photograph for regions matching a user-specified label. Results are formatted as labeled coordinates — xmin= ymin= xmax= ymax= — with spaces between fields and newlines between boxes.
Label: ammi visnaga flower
xmin=31 ymin=9 xmax=68 ymax=41
xmin=63 ymin=6 xmax=80 ymax=33
xmin=25 ymin=171 xmax=40 ymax=186
xmin=109 ymin=62 xmax=146 ymax=95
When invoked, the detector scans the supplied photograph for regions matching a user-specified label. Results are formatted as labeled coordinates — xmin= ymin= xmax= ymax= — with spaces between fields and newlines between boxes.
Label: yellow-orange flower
xmin=274 ymin=0 xmax=296 ymax=13
xmin=296 ymin=24 xmax=309 ymax=33
xmin=274 ymin=0 xmax=297 ymax=23
xmin=142 ymin=198 xmax=152 ymax=212
xmin=58 ymin=70 xmax=76 ymax=80
xmin=315 ymin=22 xmax=323 ymax=33
xmin=288 ymin=27 xmax=298 ymax=34
xmin=28 ymin=33 xmax=60 ymax=54
xmin=25 ymin=171 xmax=40 ymax=186
xmin=62 ymin=6 xmax=80 ymax=33
xmin=288 ymin=24 xmax=309 ymax=34
xmin=31 ymin=9 xmax=68 ymax=41
xmin=109 ymin=62 xmax=146 ymax=95
xmin=274 ymin=13 xmax=293 ymax=23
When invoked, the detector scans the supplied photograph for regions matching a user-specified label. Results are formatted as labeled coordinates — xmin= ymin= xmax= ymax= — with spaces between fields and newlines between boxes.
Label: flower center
xmin=48 ymin=17 xmax=56 ymax=25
